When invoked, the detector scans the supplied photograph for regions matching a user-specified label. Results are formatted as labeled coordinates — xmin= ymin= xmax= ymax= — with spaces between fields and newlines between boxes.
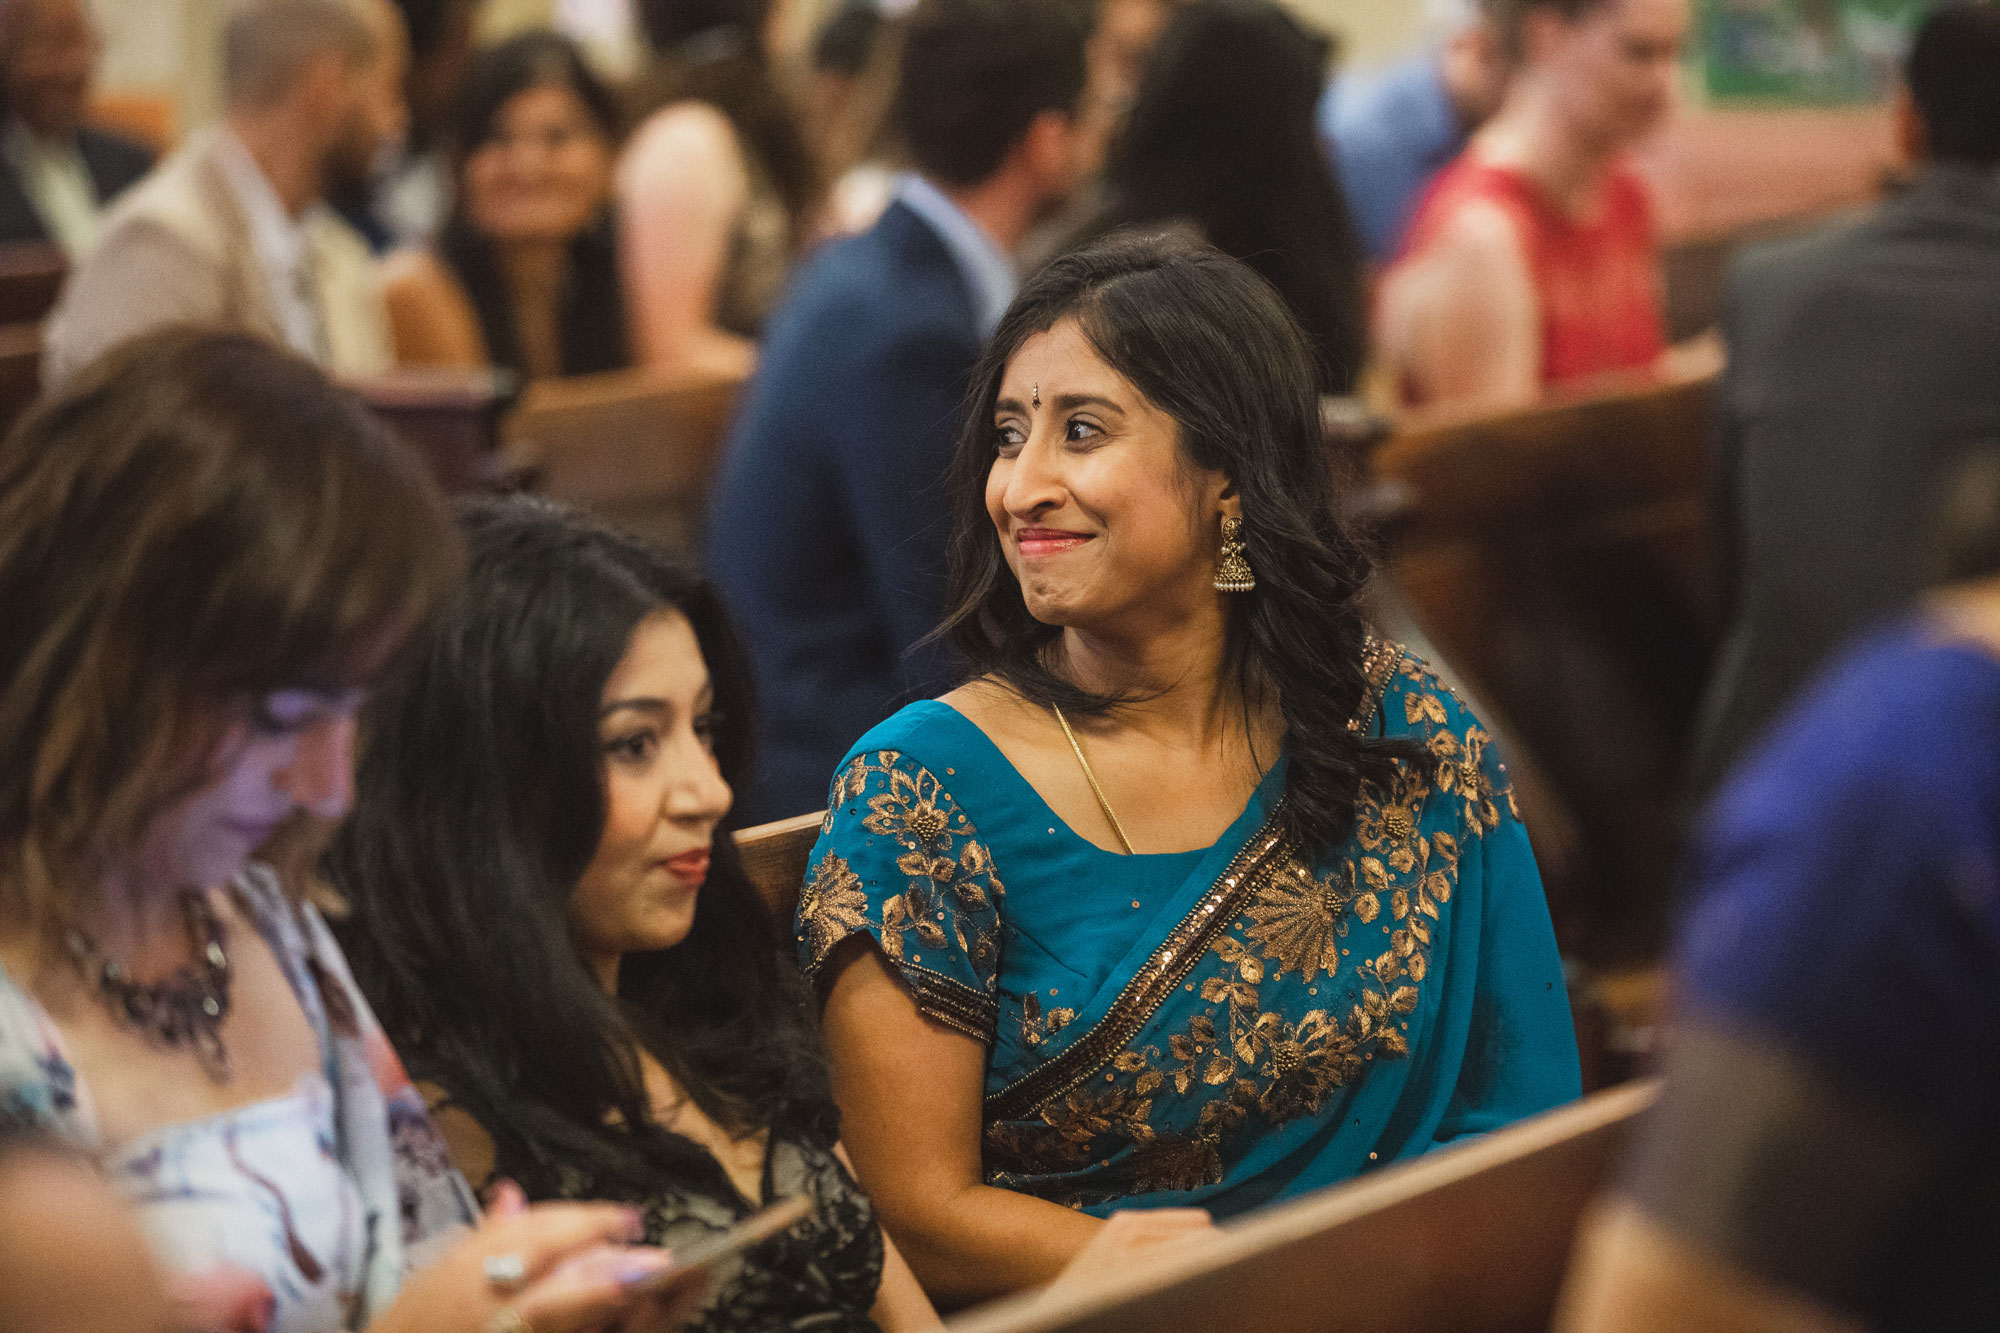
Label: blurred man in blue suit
xmin=1319 ymin=0 xmax=1507 ymax=264
xmin=707 ymin=0 xmax=1092 ymax=822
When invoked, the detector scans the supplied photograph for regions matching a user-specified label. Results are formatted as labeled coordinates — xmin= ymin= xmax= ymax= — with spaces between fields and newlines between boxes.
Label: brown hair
xmin=0 ymin=328 xmax=462 ymax=930
xmin=1482 ymin=0 xmax=1611 ymax=56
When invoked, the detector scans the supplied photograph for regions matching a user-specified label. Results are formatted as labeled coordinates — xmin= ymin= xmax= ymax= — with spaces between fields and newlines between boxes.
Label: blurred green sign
xmin=1701 ymin=0 xmax=1939 ymax=102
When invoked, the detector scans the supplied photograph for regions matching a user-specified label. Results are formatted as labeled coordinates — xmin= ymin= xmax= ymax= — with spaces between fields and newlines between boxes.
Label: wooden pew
xmin=733 ymin=810 xmax=824 ymax=939
xmin=948 ymin=1081 xmax=1658 ymax=1333
xmin=0 ymin=243 xmax=66 ymax=327
xmin=505 ymin=366 xmax=746 ymax=557
xmin=1363 ymin=372 xmax=1719 ymax=969
xmin=348 ymin=367 xmax=519 ymax=494
xmin=1659 ymin=209 xmax=1840 ymax=342
xmin=0 ymin=322 xmax=42 ymax=437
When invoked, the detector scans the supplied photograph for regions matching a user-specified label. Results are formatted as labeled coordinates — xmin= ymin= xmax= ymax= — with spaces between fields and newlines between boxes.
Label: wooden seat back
xmin=0 ymin=322 xmax=43 ymax=437
xmin=732 ymin=810 xmax=824 ymax=937
xmin=347 ymin=368 xmax=519 ymax=494
xmin=946 ymin=1081 xmax=1657 ymax=1333
xmin=1660 ymin=209 xmax=1833 ymax=341
xmin=0 ymin=242 xmax=66 ymax=327
xmin=506 ymin=367 xmax=745 ymax=557
xmin=1364 ymin=373 xmax=1719 ymax=961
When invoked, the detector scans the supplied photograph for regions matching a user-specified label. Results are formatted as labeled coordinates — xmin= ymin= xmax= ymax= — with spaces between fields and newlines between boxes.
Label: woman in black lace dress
xmin=326 ymin=496 xmax=936 ymax=1332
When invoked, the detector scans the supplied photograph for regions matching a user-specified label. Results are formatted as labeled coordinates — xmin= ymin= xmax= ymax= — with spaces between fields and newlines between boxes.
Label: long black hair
xmin=1082 ymin=0 xmax=1367 ymax=395
xmin=939 ymin=232 xmax=1421 ymax=855
xmin=327 ymin=496 xmax=835 ymax=1199
xmin=440 ymin=31 xmax=629 ymax=378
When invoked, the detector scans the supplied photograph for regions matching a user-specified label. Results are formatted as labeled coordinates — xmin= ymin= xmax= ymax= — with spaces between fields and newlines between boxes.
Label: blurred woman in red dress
xmin=1375 ymin=0 xmax=1687 ymax=413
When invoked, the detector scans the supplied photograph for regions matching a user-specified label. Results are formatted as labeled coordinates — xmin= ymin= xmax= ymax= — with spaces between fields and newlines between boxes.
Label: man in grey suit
xmin=1688 ymin=3 xmax=2000 ymax=798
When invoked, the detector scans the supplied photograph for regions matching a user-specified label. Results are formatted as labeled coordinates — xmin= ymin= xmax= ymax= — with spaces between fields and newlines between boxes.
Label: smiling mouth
xmin=1015 ymin=528 xmax=1094 ymax=558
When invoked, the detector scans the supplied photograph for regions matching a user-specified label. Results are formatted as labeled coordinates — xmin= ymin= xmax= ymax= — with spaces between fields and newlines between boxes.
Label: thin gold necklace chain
xmin=1050 ymin=704 xmax=1138 ymax=856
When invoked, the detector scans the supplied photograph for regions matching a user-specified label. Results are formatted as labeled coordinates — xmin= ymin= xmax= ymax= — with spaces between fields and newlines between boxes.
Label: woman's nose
xmin=663 ymin=743 xmax=734 ymax=825
xmin=280 ymin=715 xmax=357 ymax=820
xmin=1004 ymin=433 xmax=1065 ymax=515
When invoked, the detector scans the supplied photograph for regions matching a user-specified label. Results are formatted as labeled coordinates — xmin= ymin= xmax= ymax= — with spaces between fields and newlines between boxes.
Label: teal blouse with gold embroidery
xmin=797 ymin=642 xmax=1580 ymax=1216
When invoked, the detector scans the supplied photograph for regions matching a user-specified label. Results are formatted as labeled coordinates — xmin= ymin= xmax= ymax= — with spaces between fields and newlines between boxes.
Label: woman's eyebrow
xmin=1051 ymin=392 xmax=1124 ymax=415
xmin=995 ymin=394 xmax=1029 ymax=414
xmin=599 ymin=698 xmax=669 ymax=720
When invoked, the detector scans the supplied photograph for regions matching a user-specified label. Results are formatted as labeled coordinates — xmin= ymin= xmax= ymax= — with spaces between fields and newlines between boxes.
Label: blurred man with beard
xmin=44 ymin=0 xmax=408 ymax=384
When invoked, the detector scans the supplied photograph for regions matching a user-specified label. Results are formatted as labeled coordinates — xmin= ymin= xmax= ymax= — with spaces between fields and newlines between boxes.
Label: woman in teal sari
xmin=797 ymin=234 xmax=1580 ymax=1305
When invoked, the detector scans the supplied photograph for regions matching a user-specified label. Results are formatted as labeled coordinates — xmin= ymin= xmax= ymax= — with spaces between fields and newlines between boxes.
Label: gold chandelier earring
xmin=1214 ymin=515 xmax=1256 ymax=593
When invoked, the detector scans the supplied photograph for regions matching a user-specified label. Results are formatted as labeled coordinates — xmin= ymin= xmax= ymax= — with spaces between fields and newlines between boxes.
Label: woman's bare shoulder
xmin=938 ymin=677 xmax=1039 ymax=739
xmin=377 ymin=249 xmax=485 ymax=368
xmin=621 ymin=101 xmax=745 ymax=190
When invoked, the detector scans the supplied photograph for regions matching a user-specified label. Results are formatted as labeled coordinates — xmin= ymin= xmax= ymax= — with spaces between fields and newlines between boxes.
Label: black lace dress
xmin=501 ymin=1128 xmax=885 ymax=1333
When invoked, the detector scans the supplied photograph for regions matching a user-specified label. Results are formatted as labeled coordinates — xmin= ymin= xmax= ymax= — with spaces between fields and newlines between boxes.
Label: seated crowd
xmin=1 ymin=0 xmax=1997 ymax=1330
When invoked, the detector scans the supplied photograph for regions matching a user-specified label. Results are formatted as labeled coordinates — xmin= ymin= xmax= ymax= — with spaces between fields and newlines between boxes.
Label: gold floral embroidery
xmin=1154 ymin=931 xmax=1418 ymax=1137
xmin=1396 ymin=658 xmax=1519 ymax=828
xmin=801 ymin=751 xmax=1004 ymax=1039
xmin=1243 ymin=859 xmax=1353 ymax=982
xmin=848 ymin=754 xmax=1002 ymax=976
xmin=796 ymin=853 xmax=868 ymax=964
xmin=1125 ymin=1132 xmax=1224 ymax=1196
xmin=983 ymin=817 xmax=1291 ymax=1122
xmin=1018 ymin=993 xmax=1077 ymax=1052
xmin=985 ymin=1118 xmax=1091 ymax=1180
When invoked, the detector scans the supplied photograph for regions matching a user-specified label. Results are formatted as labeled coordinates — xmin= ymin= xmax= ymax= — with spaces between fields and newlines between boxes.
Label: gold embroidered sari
xmin=797 ymin=643 xmax=1580 ymax=1214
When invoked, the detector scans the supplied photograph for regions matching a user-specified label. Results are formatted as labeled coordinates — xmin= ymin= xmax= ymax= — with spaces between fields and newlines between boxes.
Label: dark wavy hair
xmin=451 ymin=29 xmax=623 ymax=155
xmin=327 ymin=496 xmax=835 ymax=1199
xmin=938 ymin=232 xmax=1422 ymax=854
xmin=1084 ymin=0 xmax=1366 ymax=395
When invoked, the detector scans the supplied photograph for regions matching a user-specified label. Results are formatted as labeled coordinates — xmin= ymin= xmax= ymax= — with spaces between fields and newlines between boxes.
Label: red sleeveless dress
xmin=1394 ymin=154 xmax=1665 ymax=402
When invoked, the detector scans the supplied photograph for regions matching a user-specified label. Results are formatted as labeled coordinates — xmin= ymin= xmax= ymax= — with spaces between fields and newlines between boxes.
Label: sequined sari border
xmin=803 ymin=932 xmax=998 ymax=1044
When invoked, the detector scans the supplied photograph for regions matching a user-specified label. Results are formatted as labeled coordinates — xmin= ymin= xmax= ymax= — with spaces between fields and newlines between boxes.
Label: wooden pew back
xmin=1659 ymin=209 xmax=1838 ymax=342
xmin=733 ymin=810 xmax=824 ymax=938
xmin=506 ymin=367 xmax=745 ymax=557
xmin=0 ymin=242 xmax=64 ymax=437
xmin=1365 ymin=373 xmax=1719 ymax=961
xmin=0 ymin=322 xmax=40 ymax=438
xmin=0 ymin=242 xmax=66 ymax=327
xmin=348 ymin=368 xmax=519 ymax=493
xmin=947 ymin=1081 xmax=1657 ymax=1333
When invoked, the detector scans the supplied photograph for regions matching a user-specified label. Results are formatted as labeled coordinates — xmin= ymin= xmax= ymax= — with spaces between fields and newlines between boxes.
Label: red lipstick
xmin=1015 ymin=527 xmax=1093 ymax=559
xmin=660 ymin=849 xmax=709 ymax=886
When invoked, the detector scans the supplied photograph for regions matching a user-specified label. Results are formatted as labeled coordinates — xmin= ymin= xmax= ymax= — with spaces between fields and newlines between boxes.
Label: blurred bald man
xmin=44 ymin=0 xmax=408 ymax=384
xmin=0 ymin=0 xmax=153 ymax=257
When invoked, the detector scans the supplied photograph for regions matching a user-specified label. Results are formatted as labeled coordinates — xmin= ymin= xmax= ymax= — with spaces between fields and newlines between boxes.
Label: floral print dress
xmin=0 ymin=866 xmax=476 ymax=1332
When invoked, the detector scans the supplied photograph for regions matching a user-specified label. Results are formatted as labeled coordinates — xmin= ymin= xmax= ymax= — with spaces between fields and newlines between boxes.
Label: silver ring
xmin=485 ymin=1307 xmax=533 ymax=1333
xmin=482 ymin=1252 xmax=529 ymax=1293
